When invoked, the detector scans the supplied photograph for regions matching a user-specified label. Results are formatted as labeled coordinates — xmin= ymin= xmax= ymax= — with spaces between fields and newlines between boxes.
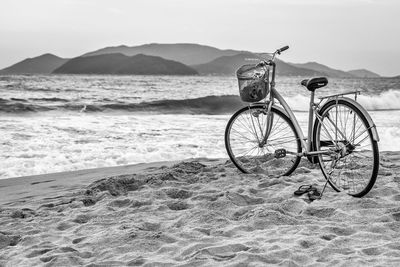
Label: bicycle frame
xmin=252 ymin=49 xmax=380 ymax=158
xmin=268 ymin=85 xmax=312 ymax=155
xmin=263 ymin=61 xmax=343 ymax=157
xmin=259 ymin=61 xmax=379 ymax=158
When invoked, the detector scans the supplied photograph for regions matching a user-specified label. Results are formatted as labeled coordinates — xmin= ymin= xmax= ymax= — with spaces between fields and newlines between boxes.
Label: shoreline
xmin=1 ymin=152 xmax=399 ymax=205
xmin=0 ymin=158 xmax=224 ymax=206
xmin=0 ymin=159 xmax=183 ymax=206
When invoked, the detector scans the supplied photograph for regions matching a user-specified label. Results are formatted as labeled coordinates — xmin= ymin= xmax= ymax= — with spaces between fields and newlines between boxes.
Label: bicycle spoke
xmin=237 ymin=114 xmax=259 ymax=141
xmin=231 ymin=128 xmax=256 ymax=142
xmin=315 ymin=101 xmax=378 ymax=196
xmin=268 ymin=138 xmax=297 ymax=147
xmin=226 ymin=106 xmax=300 ymax=177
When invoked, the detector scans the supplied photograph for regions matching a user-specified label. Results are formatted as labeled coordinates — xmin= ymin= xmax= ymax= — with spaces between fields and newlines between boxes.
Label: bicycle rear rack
xmin=318 ymin=90 xmax=361 ymax=101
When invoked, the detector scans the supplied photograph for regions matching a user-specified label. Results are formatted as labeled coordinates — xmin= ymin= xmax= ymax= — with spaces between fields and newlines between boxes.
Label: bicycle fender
xmin=323 ymin=97 xmax=380 ymax=142
xmin=272 ymin=105 xmax=289 ymax=117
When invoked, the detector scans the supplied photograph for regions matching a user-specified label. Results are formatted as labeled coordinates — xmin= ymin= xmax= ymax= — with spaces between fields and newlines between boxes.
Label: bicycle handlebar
xmin=256 ymin=45 xmax=289 ymax=67
xmin=277 ymin=45 xmax=289 ymax=54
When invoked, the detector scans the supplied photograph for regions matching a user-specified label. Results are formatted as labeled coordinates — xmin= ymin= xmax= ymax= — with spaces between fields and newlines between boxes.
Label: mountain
xmin=0 ymin=54 xmax=68 ymax=74
xmin=290 ymin=62 xmax=354 ymax=78
xmin=53 ymin=53 xmax=198 ymax=75
xmin=192 ymin=53 xmax=324 ymax=76
xmin=1 ymin=43 xmax=382 ymax=77
xmin=347 ymin=69 xmax=380 ymax=78
xmin=82 ymin=43 xmax=245 ymax=65
xmin=292 ymin=62 xmax=381 ymax=78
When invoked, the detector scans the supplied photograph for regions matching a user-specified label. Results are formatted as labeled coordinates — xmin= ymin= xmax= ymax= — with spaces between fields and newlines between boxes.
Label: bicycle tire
xmin=225 ymin=104 xmax=301 ymax=176
xmin=313 ymin=99 xmax=379 ymax=197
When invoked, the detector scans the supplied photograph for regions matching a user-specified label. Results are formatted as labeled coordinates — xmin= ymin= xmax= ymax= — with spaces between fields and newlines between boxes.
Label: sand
xmin=1 ymin=152 xmax=400 ymax=266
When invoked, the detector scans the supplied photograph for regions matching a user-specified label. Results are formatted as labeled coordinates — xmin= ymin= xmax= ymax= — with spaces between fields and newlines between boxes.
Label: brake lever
xmin=256 ymin=61 xmax=266 ymax=68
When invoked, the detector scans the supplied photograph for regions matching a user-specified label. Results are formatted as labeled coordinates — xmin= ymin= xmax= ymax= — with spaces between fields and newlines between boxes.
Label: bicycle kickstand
xmin=319 ymin=179 xmax=329 ymax=198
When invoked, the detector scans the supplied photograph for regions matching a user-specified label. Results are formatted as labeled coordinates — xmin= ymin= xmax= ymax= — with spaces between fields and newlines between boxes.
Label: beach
xmin=1 ymin=0 xmax=400 ymax=265
xmin=1 ymin=74 xmax=400 ymax=266
xmin=1 ymin=151 xmax=400 ymax=266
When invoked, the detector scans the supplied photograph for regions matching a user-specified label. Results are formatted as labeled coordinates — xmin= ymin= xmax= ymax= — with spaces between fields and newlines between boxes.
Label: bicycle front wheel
xmin=313 ymin=99 xmax=379 ymax=197
xmin=225 ymin=105 xmax=301 ymax=177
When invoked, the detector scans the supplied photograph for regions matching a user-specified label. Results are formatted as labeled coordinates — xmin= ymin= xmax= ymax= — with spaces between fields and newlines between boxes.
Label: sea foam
xmin=1 ymin=111 xmax=398 ymax=179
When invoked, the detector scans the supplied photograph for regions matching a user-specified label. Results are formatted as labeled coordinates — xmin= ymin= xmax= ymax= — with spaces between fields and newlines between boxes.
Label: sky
xmin=0 ymin=0 xmax=399 ymax=76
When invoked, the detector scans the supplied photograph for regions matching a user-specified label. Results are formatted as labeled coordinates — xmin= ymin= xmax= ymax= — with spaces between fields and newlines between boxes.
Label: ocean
xmin=1 ymin=74 xmax=400 ymax=179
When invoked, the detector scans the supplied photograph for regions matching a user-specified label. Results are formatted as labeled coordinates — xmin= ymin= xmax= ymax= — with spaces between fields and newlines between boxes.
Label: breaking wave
xmin=282 ymin=90 xmax=400 ymax=112
xmin=0 ymin=95 xmax=243 ymax=114
xmin=1 ymin=90 xmax=400 ymax=114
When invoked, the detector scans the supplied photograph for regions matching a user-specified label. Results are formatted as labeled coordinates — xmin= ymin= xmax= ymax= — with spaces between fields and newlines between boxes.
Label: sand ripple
xmin=1 ymin=152 xmax=400 ymax=266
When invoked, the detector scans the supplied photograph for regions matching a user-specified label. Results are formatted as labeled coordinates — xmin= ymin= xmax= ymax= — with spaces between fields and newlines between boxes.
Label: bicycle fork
xmin=259 ymin=100 xmax=274 ymax=147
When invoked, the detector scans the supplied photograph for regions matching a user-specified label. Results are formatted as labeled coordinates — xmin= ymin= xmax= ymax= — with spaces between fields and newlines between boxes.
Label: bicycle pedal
xmin=274 ymin=149 xmax=286 ymax=158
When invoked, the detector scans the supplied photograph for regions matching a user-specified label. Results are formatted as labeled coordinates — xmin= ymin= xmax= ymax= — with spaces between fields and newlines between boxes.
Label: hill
xmin=347 ymin=69 xmax=380 ymax=78
xmin=290 ymin=62 xmax=354 ymax=78
xmin=82 ymin=43 xmax=245 ymax=65
xmin=0 ymin=54 xmax=68 ymax=74
xmin=1 ymin=43 xmax=382 ymax=77
xmin=53 ymin=53 xmax=198 ymax=75
xmin=192 ymin=53 xmax=324 ymax=76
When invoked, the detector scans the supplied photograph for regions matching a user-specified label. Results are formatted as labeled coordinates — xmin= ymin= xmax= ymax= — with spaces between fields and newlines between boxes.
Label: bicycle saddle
xmin=301 ymin=77 xmax=328 ymax=91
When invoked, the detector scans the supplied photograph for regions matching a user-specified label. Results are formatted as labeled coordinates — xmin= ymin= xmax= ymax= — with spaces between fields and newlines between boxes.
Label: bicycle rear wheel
xmin=313 ymin=99 xmax=379 ymax=197
xmin=225 ymin=105 xmax=301 ymax=176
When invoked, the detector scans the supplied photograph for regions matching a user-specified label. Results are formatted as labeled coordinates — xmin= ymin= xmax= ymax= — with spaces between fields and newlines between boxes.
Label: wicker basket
xmin=236 ymin=64 xmax=269 ymax=102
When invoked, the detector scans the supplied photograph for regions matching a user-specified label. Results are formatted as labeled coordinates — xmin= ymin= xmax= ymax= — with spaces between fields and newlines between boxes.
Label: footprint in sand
xmin=72 ymin=214 xmax=92 ymax=224
xmin=39 ymin=255 xmax=57 ymax=263
xmin=59 ymin=246 xmax=78 ymax=253
xmin=231 ymin=207 xmax=250 ymax=220
xmin=131 ymin=199 xmax=152 ymax=208
xmin=320 ymin=234 xmax=337 ymax=241
xmin=298 ymin=239 xmax=318 ymax=249
xmin=39 ymin=203 xmax=56 ymax=208
xmin=10 ymin=208 xmax=35 ymax=219
xmin=72 ymin=237 xmax=86 ymax=244
xmin=325 ymin=226 xmax=356 ymax=236
xmin=127 ymin=256 xmax=146 ymax=266
xmin=81 ymin=197 xmax=97 ymax=206
xmin=56 ymin=221 xmax=75 ymax=231
xmin=163 ymin=188 xmax=192 ymax=199
xmin=362 ymin=247 xmax=383 ymax=256
xmin=391 ymin=212 xmax=400 ymax=221
xmin=225 ymin=192 xmax=264 ymax=206
xmin=86 ymin=175 xmax=143 ymax=196
xmin=108 ymin=198 xmax=131 ymax=207
xmin=188 ymin=243 xmax=250 ymax=261
xmin=304 ymin=206 xmax=336 ymax=218
xmin=392 ymin=194 xmax=400 ymax=202
xmin=295 ymin=167 xmax=311 ymax=174
xmin=191 ymin=192 xmax=224 ymax=202
xmin=26 ymin=248 xmax=54 ymax=258
xmin=378 ymin=168 xmax=392 ymax=176
xmin=138 ymin=221 xmax=161 ymax=232
xmin=35 ymin=247 xmax=84 ymax=264
xmin=166 ymin=201 xmax=190 ymax=211
xmin=0 ymin=232 xmax=21 ymax=249
xmin=257 ymin=179 xmax=281 ymax=188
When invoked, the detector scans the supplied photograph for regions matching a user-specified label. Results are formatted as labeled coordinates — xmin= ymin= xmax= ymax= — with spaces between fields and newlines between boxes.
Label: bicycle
xmin=225 ymin=46 xmax=380 ymax=197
